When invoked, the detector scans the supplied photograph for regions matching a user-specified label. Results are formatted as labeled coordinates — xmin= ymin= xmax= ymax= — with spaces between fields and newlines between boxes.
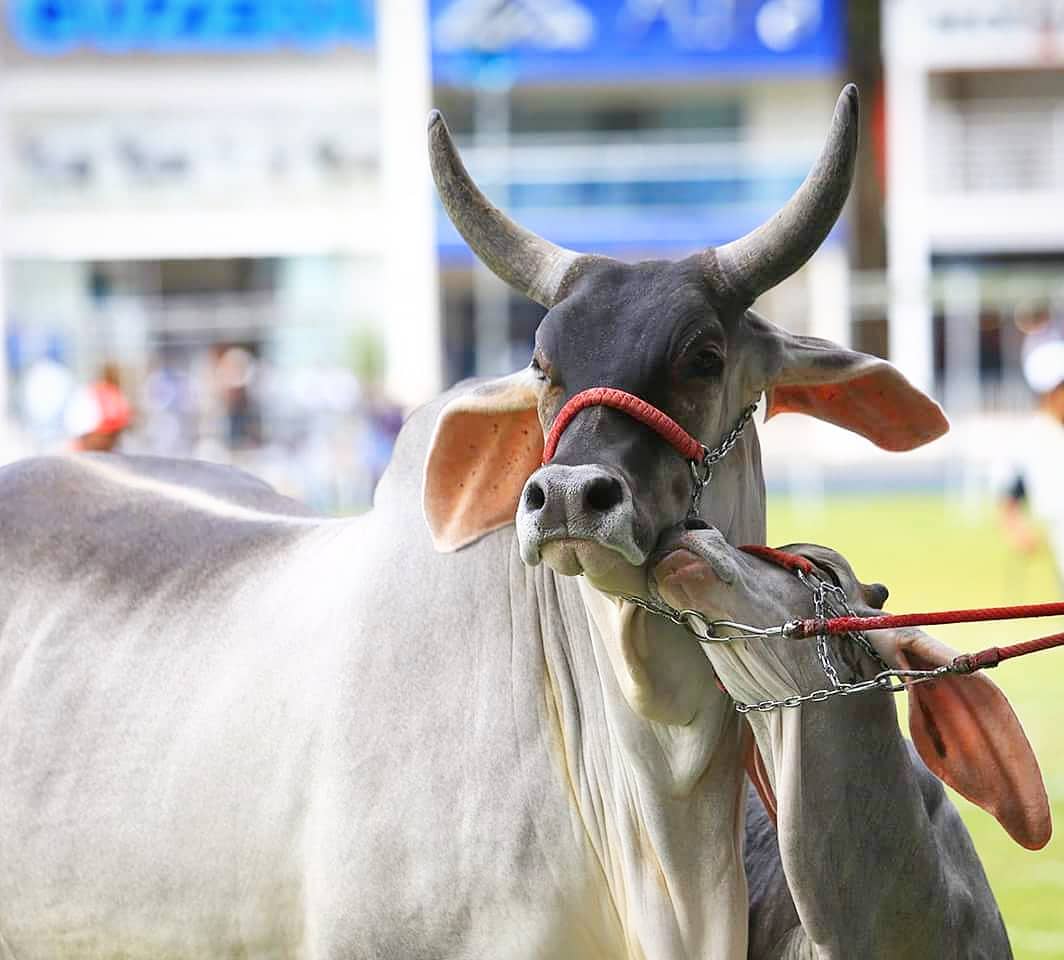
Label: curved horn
xmin=709 ymin=84 xmax=860 ymax=303
xmin=428 ymin=110 xmax=587 ymax=307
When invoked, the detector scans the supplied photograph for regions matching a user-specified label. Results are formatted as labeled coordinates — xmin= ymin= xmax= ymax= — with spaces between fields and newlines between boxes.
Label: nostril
xmin=524 ymin=482 xmax=546 ymax=511
xmin=584 ymin=476 xmax=624 ymax=513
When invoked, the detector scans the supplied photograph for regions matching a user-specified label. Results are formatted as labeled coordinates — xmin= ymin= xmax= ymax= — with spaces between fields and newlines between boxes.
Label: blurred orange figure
xmin=65 ymin=365 xmax=133 ymax=453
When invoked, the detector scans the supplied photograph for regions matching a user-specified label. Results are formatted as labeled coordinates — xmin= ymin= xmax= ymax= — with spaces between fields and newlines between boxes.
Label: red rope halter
xmin=542 ymin=387 xmax=703 ymax=464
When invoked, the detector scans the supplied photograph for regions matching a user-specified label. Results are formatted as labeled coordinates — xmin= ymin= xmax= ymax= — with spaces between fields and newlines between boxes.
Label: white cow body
xmin=0 ymin=396 xmax=756 ymax=960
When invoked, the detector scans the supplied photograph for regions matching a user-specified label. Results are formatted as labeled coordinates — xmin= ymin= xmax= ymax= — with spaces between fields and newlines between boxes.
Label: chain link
xmin=811 ymin=572 xmax=843 ymax=690
xmin=619 ymin=592 xmax=783 ymax=644
xmin=734 ymin=667 xmax=952 ymax=714
xmin=735 ymin=676 xmax=891 ymax=714
xmin=687 ymin=401 xmax=759 ymax=521
xmin=628 ymin=555 xmax=945 ymax=713
xmin=703 ymin=401 xmax=759 ymax=468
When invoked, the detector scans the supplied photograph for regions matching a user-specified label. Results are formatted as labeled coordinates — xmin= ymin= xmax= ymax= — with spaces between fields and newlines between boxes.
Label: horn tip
xmin=838 ymin=83 xmax=859 ymax=115
xmin=427 ymin=109 xmax=445 ymax=132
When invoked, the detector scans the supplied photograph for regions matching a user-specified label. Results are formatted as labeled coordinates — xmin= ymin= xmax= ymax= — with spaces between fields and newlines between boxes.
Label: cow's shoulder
xmin=0 ymin=453 xmax=316 ymax=517
xmin=0 ymin=454 xmax=324 ymax=601
xmin=91 ymin=453 xmax=318 ymax=517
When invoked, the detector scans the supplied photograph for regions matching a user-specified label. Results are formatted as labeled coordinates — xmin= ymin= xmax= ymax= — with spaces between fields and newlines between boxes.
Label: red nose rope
xmin=743 ymin=545 xmax=1064 ymax=675
xmin=542 ymin=388 xmax=703 ymax=464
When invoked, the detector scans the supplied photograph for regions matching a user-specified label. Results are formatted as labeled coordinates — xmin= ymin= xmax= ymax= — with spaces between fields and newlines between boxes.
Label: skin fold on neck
xmin=536 ymin=563 xmax=749 ymax=960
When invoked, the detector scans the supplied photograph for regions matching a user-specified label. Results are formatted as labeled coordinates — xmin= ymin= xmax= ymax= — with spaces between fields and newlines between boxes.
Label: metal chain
xmin=703 ymin=401 xmax=759 ymax=468
xmin=686 ymin=401 xmax=759 ymax=521
xmin=619 ymin=592 xmax=782 ymax=645
xmin=735 ymin=676 xmax=891 ymax=714
xmin=735 ymin=666 xmax=952 ymax=714
xmin=811 ymin=572 xmax=843 ymax=689
xmin=625 ymin=554 xmax=943 ymax=713
xmin=812 ymin=577 xmax=889 ymax=667
xmin=736 ymin=572 xmax=903 ymax=712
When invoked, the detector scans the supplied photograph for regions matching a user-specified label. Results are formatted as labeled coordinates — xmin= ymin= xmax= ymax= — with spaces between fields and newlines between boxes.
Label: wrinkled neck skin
xmin=550 ymin=573 xmax=748 ymax=959
xmin=701 ymin=589 xmax=961 ymax=960
xmin=388 ymin=392 xmax=759 ymax=958
xmin=541 ymin=427 xmax=764 ymax=957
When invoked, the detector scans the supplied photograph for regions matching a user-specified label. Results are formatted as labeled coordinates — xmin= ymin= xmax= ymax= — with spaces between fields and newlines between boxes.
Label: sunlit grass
xmin=768 ymin=494 xmax=1064 ymax=956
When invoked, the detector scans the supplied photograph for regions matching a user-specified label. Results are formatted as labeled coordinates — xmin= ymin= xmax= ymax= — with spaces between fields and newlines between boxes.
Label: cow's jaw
xmin=536 ymin=539 xmax=647 ymax=597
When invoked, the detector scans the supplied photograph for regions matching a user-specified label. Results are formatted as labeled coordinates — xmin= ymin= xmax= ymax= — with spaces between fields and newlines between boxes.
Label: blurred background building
xmin=0 ymin=0 xmax=411 ymax=508
xmin=884 ymin=0 xmax=1064 ymax=409
xmin=1 ymin=0 xmax=1063 ymax=507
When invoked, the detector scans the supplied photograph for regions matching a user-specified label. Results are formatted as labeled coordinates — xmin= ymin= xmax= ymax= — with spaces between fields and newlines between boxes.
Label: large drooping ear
xmin=748 ymin=314 xmax=949 ymax=452
xmin=882 ymin=628 xmax=1052 ymax=850
xmin=423 ymin=369 xmax=544 ymax=552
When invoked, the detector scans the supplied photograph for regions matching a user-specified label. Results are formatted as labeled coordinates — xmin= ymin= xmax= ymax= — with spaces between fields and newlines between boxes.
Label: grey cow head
xmin=653 ymin=528 xmax=1052 ymax=851
xmin=423 ymin=86 xmax=948 ymax=585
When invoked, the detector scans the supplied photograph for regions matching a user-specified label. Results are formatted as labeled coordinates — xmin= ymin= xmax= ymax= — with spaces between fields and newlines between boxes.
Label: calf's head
xmin=653 ymin=529 xmax=1052 ymax=851
xmin=423 ymin=86 xmax=947 ymax=585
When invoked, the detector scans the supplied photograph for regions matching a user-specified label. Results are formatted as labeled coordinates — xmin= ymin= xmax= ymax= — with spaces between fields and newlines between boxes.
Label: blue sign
xmin=432 ymin=0 xmax=843 ymax=84
xmin=9 ymin=0 xmax=375 ymax=54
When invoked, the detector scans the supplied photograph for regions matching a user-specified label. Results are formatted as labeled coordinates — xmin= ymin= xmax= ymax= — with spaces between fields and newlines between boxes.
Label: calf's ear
xmin=750 ymin=315 xmax=949 ymax=451
xmin=891 ymin=630 xmax=1052 ymax=850
xmin=423 ymin=369 xmax=544 ymax=552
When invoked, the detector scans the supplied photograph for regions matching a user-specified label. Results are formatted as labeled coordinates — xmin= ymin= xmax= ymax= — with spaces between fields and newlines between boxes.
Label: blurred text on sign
xmin=8 ymin=0 xmax=375 ymax=54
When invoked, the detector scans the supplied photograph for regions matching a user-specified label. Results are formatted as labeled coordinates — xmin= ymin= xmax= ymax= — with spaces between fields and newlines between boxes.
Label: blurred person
xmin=999 ymin=338 xmax=1064 ymax=588
xmin=18 ymin=336 xmax=74 ymax=448
xmin=215 ymin=345 xmax=261 ymax=451
xmin=64 ymin=364 xmax=132 ymax=453
xmin=141 ymin=353 xmax=196 ymax=457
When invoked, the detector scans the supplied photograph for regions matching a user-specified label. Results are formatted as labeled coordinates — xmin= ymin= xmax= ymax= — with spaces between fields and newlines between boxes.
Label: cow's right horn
xmin=428 ymin=110 xmax=589 ymax=308
xmin=708 ymin=84 xmax=860 ymax=304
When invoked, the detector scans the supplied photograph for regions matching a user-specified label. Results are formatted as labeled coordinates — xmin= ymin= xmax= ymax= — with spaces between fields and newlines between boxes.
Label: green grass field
xmin=767 ymin=495 xmax=1064 ymax=958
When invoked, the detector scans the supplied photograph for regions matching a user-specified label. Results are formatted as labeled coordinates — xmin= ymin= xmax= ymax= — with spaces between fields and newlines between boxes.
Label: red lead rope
xmin=747 ymin=546 xmax=1064 ymax=674
xmin=793 ymin=604 xmax=1064 ymax=675
xmin=792 ymin=600 xmax=1064 ymax=640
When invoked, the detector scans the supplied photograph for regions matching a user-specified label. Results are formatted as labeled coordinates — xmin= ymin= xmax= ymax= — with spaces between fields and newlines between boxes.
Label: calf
xmin=653 ymin=529 xmax=1051 ymax=959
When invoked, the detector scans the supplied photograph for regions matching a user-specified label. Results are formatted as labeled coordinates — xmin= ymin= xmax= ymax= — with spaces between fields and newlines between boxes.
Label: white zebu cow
xmin=0 ymin=87 xmax=948 ymax=959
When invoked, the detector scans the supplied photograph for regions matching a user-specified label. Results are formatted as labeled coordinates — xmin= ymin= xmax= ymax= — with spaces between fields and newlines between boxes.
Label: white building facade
xmin=883 ymin=0 xmax=1064 ymax=409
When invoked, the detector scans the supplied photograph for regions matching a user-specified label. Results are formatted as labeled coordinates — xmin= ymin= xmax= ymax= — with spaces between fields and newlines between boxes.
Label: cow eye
xmin=687 ymin=347 xmax=724 ymax=379
xmin=530 ymin=357 xmax=549 ymax=382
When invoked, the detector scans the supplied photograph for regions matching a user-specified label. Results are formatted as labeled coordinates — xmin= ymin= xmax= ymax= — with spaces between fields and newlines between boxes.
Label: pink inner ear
xmin=423 ymin=405 xmax=544 ymax=552
xmin=767 ymin=366 xmax=948 ymax=452
xmin=901 ymin=650 xmax=1052 ymax=851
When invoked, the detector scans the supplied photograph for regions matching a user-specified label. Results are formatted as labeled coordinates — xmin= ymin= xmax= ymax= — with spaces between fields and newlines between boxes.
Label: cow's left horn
xmin=709 ymin=84 xmax=859 ymax=303
xmin=428 ymin=110 xmax=588 ymax=307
